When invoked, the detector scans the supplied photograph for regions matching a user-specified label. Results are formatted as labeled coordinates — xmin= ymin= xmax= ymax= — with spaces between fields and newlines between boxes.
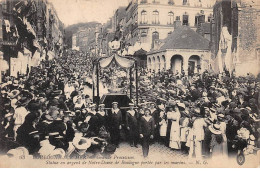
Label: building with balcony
xmin=124 ymin=0 xmax=215 ymax=52
xmin=0 ymin=0 xmax=64 ymax=79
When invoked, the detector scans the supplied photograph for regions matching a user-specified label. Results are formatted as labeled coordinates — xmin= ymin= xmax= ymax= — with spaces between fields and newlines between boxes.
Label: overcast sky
xmin=49 ymin=0 xmax=129 ymax=27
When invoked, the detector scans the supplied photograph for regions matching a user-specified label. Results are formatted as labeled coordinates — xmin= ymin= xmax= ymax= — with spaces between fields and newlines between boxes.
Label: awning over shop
xmin=99 ymin=54 xmax=135 ymax=69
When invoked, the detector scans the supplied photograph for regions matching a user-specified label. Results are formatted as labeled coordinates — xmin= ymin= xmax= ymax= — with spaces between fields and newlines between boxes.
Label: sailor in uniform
xmin=108 ymin=102 xmax=122 ymax=147
xmin=125 ymin=103 xmax=139 ymax=147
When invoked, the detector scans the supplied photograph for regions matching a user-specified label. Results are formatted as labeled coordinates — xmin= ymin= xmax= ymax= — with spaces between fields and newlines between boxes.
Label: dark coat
xmin=96 ymin=111 xmax=107 ymax=129
xmin=139 ymin=116 xmax=155 ymax=137
xmin=3 ymin=119 xmax=15 ymax=138
xmin=88 ymin=112 xmax=99 ymax=134
xmin=16 ymin=122 xmax=39 ymax=154
xmin=125 ymin=110 xmax=139 ymax=135
xmin=107 ymin=109 xmax=123 ymax=145
xmin=108 ymin=109 xmax=123 ymax=130
xmin=151 ymin=109 xmax=160 ymax=125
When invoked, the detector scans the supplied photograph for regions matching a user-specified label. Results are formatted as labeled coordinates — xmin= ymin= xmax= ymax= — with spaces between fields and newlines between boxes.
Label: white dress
xmin=220 ymin=121 xmax=228 ymax=159
xmin=159 ymin=119 xmax=167 ymax=137
xmin=167 ymin=111 xmax=181 ymax=149
xmin=180 ymin=117 xmax=190 ymax=142
xmin=192 ymin=118 xmax=207 ymax=159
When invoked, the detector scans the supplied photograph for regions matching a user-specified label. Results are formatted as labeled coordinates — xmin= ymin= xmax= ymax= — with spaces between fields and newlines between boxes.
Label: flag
xmin=14 ymin=25 xmax=19 ymax=38
xmin=4 ymin=20 xmax=11 ymax=33
xmin=0 ymin=20 xmax=3 ymax=40
xmin=92 ymin=64 xmax=96 ymax=94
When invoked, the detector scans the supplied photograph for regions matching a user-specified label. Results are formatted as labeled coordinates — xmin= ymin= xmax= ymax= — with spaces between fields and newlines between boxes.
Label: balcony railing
xmin=140 ymin=0 xmax=147 ymax=4
xmin=168 ymin=0 xmax=175 ymax=5
xmin=183 ymin=2 xmax=190 ymax=6
xmin=132 ymin=23 xmax=138 ymax=31
xmin=152 ymin=21 xmax=160 ymax=25
xmin=182 ymin=23 xmax=190 ymax=26
xmin=152 ymin=0 xmax=160 ymax=4
xmin=139 ymin=21 xmax=148 ymax=25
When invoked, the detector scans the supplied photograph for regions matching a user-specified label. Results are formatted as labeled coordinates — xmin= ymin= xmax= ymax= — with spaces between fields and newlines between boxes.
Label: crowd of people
xmin=0 ymin=49 xmax=259 ymax=161
xmin=137 ymin=69 xmax=260 ymax=159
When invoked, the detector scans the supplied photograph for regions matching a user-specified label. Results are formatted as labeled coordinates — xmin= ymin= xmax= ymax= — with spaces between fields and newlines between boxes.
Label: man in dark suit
xmin=149 ymin=102 xmax=160 ymax=142
xmin=125 ymin=103 xmax=139 ymax=147
xmin=139 ymin=108 xmax=155 ymax=158
xmin=108 ymin=102 xmax=122 ymax=147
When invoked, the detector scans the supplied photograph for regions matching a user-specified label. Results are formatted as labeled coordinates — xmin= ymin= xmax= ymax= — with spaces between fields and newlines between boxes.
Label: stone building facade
xmin=147 ymin=25 xmax=211 ymax=75
xmin=124 ymin=0 xmax=215 ymax=52
xmin=233 ymin=0 xmax=260 ymax=76
xmin=211 ymin=0 xmax=260 ymax=76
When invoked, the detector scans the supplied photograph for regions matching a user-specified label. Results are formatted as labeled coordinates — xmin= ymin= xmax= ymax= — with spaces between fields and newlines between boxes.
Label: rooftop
xmin=159 ymin=25 xmax=210 ymax=51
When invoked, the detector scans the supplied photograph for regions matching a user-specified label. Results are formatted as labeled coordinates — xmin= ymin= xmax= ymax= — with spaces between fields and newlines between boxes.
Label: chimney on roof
xmin=174 ymin=20 xmax=182 ymax=29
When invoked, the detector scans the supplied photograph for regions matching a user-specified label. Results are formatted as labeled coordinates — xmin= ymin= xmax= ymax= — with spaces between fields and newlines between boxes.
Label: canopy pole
xmin=135 ymin=61 xmax=138 ymax=106
xmin=96 ymin=62 xmax=100 ymax=105
xmin=129 ymin=67 xmax=132 ymax=100
xmin=92 ymin=63 xmax=95 ymax=101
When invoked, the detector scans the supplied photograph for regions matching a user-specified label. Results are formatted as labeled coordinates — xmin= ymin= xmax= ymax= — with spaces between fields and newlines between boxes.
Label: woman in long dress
xmin=217 ymin=114 xmax=228 ymax=159
xmin=209 ymin=123 xmax=224 ymax=159
xmin=167 ymin=105 xmax=181 ymax=149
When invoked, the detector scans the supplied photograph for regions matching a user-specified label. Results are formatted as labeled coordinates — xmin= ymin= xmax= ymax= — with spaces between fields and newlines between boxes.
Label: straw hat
xmin=245 ymin=107 xmax=252 ymax=111
xmin=39 ymin=139 xmax=56 ymax=156
xmin=209 ymin=124 xmax=222 ymax=135
xmin=13 ymin=80 xmax=19 ymax=87
xmin=205 ymin=117 xmax=215 ymax=124
xmin=5 ymin=113 xmax=13 ymax=118
xmin=177 ymin=102 xmax=185 ymax=110
xmin=6 ymin=147 xmax=30 ymax=159
xmin=72 ymin=136 xmax=92 ymax=155
xmin=69 ymin=112 xmax=76 ymax=117
xmin=217 ymin=114 xmax=225 ymax=119
xmin=8 ymin=90 xmax=20 ymax=99
xmin=89 ymin=104 xmax=96 ymax=108
xmin=99 ymin=104 xmax=105 ymax=107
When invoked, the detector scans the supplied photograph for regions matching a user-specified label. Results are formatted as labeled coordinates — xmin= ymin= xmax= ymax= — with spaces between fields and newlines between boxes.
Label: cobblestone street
xmin=113 ymin=142 xmax=188 ymax=160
